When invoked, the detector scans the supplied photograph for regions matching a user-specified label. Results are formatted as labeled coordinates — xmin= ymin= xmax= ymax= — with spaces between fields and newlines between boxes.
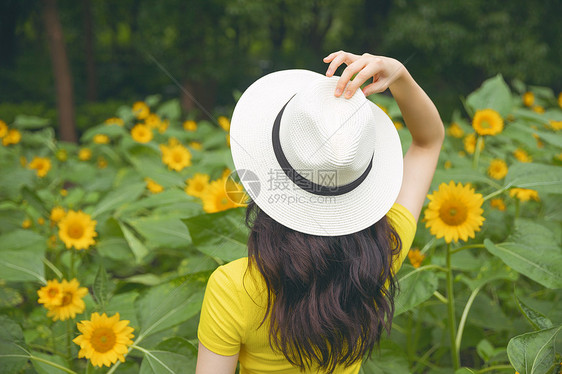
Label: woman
xmin=196 ymin=51 xmax=444 ymax=373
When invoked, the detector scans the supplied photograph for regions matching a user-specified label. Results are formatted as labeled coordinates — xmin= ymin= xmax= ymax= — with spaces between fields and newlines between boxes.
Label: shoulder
xmin=387 ymin=202 xmax=417 ymax=232
xmin=207 ymin=257 xmax=249 ymax=291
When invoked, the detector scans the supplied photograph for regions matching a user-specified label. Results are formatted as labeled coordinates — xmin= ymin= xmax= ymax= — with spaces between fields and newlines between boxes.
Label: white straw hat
xmin=229 ymin=69 xmax=403 ymax=236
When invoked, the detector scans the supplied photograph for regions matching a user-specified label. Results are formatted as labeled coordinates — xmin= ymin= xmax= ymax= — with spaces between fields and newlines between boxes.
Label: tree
xmin=43 ymin=0 xmax=77 ymax=142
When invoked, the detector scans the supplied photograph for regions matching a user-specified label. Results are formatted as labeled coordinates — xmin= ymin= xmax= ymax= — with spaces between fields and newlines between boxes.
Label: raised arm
xmin=324 ymin=51 xmax=445 ymax=221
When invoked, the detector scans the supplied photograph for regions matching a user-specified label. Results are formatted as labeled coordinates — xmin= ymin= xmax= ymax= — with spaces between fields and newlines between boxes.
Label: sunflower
xmin=532 ymin=106 xmax=545 ymax=114
xmin=221 ymin=168 xmax=232 ymax=178
xmin=97 ymin=157 xmax=108 ymax=169
xmin=49 ymin=206 xmax=66 ymax=223
xmin=93 ymin=134 xmax=109 ymax=144
xmin=131 ymin=124 xmax=153 ymax=143
xmin=183 ymin=120 xmax=197 ymax=131
xmin=463 ymin=133 xmax=484 ymax=154
xmin=73 ymin=312 xmax=134 ymax=368
xmin=509 ymin=188 xmax=539 ymax=202
xmin=132 ymin=101 xmax=149 ymax=120
xmin=58 ymin=210 xmax=97 ymax=250
xmin=144 ymin=113 xmax=160 ymax=129
xmin=144 ymin=177 xmax=164 ymax=194
xmin=38 ymin=217 xmax=45 ymax=225
xmin=79 ymin=148 xmax=92 ymax=161
xmin=393 ymin=121 xmax=403 ymax=130
xmin=226 ymin=133 xmax=230 ymax=147
xmin=158 ymin=119 xmax=169 ymax=134
xmin=104 ymin=117 xmax=124 ymax=126
xmin=2 ymin=129 xmax=21 ymax=146
xmin=447 ymin=122 xmax=464 ymax=138
xmin=200 ymin=176 xmax=247 ymax=213
xmin=217 ymin=116 xmax=230 ymax=131
xmin=46 ymin=278 xmax=88 ymax=321
xmin=407 ymin=248 xmax=425 ymax=268
xmin=444 ymin=160 xmax=452 ymax=169
xmin=558 ymin=93 xmax=562 ymax=108
xmin=60 ymin=189 xmax=68 ymax=196
xmin=532 ymin=133 xmax=544 ymax=149
xmin=160 ymin=143 xmax=192 ymax=171
xmin=522 ymin=92 xmax=534 ymax=107
xmin=0 ymin=120 xmax=7 ymax=138
xmin=22 ymin=218 xmax=32 ymax=229
xmin=490 ymin=198 xmax=506 ymax=211
xmin=472 ymin=109 xmax=503 ymax=136
xmin=37 ymin=279 xmax=63 ymax=309
xmin=424 ymin=181 xmax=485 ymax=243
xmin=487 ymin=159 xmax=508 ymax=180
xmin=189 ymin=141 xmax=202 ymax=150
xmin=549 ymin=120 xmax=562 ymax=131
xmin=28 ymin=157 xmax=52 ymax=177
xmin=185 ymin=173 xmax=210 ymax=198
xmin=513 ymin=148 xmax=532 ymax=163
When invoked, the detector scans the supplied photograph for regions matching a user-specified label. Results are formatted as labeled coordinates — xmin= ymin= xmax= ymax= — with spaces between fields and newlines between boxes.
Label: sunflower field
xmin=0 ymin=76 xmax=561 ymax=374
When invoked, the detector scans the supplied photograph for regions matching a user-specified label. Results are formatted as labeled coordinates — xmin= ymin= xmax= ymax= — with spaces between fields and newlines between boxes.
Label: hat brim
xmin=230 ymin=69 xmax=403 ymax=236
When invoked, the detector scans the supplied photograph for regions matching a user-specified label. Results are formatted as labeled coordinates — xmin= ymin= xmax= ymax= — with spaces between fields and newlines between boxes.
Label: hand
xmin=323 ymin=51 xmax=406 ymax=98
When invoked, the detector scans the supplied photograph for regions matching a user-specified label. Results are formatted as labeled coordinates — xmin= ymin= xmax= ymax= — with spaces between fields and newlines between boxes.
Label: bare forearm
xmin=389 ymin=68 xmax=445 ymax=148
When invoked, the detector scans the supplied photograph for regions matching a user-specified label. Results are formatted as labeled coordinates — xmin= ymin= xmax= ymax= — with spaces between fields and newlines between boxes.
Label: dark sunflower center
xmin=439 ymin=201 xmax=468 ymax=226
xmin=61 ymin=292 xmax=72 ymax=306
xmin=68 ymin=223 xmax=85 ymax=239
xmin=48 ymin=288 xmax=58 ymax=297
xmin=91 ymin=327 xmax=116 ymax=353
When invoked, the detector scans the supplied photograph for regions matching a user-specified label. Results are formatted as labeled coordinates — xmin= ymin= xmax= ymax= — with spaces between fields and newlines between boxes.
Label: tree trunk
xmin=43 ymin=0 xmax=77 ymax=142
xmin=83 ymin=0 xmax=97 ymax=102
xmin=180 ymin=79 xmax=217 ymax=120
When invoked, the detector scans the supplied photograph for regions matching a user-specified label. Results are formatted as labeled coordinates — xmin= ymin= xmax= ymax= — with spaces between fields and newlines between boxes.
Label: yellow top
xmin=197 ymin=203 xmax=417 ymax=373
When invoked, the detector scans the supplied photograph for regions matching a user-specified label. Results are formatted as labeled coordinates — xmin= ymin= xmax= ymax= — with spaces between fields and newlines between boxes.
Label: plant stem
xmin=70 ymin=250 xmax=76 ymax=279
xmin=66 ymin=320 xmax=72 ymax=359
xmin=472 ymin=135 xmax=484 ymax=169
xmin=433 ymin=290 xmax=448 ymax=304
xmin=1 ymin=354 xmax=79 ymax=374
xmin=455 ymin=286 xmax=482 ymax=359
xmin=446 ymin=243 xmax=460 ymax=369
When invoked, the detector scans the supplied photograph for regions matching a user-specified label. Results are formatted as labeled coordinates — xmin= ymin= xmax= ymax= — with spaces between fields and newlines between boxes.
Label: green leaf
xmin=119 ymin=223 xmax=150 ymax=263
xmin=0 ymin=285 xmax=23 ymax=308
xmin=394 ymin=265 xmax=438 ymax=316
xmin=0 ymin=251 xmax=45 ymax=282
xmin=96 ymin=237 xmax=136 ymax=261
xmin=466 ymin=75 xmax=513 ymax=117
xmin=93 ymin=265 xmax=109 ymax=307
xmin=91 ymin=182 xmax=146 ymax=218
xmin=360 ymin=339 xmax=410 ymax=374
xmin=515 ymin=294 xmax=554 ymax=331
xmin=126 ymin=216 xmax=191 ymax=249
xmin=139 ymin=349 xmax=196 ymax=374
xmin=0 ymin=229 xmax=45 ymax=252
xmin=476 ymin=339 xmax=495 ymax=362
xmin=21 ymin=187 xmax=49 ymax=216
xmin=505 ymin=163 xmax=562 ymax=194
xmin=183 ymin=208 xmax=248 ymax=262
xmin=454 ymin=369 xmax=477 ymax=374
xmin=119 ymin=189 xmax=198 ymax=216
xmin=432 ymin=168 xmax=496 ymax=189
xmin=13 ymin=114 xmax=50 ymax=129
xmin=136 ymin=278 xmax=205 ymax=339
xmin=507 ymin=325 xmax=561 ymax=374
xmin=0 ymin=316 xmax=27 ymax=374
xmin=30 ymin=351 xmax=71 ymax=374
xmin=483 ymin=220 xmax=562 ymax=289
xmin=156 ymin=99 xmax=181 ymax=121
xmin=459 ymin=259 xmax=518 ymax=291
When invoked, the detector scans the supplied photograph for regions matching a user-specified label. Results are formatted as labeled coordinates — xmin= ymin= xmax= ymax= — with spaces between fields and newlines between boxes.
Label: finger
xmin=336 ymin=59 xmax=367 ymax=98
xmin=323 ymin=51 xmax=339 ymax=62
xmin=362 ymin=76 xmax=388 ymax=96
xmin=325 ymin=52 xmax=348 ymax=77
xmin=345 ymin=69 xmax=374 ymax=97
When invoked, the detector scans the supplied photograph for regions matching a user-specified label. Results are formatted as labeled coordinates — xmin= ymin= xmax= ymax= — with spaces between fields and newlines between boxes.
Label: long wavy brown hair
xmin=243 ymin=198 xmax=402 ymax=373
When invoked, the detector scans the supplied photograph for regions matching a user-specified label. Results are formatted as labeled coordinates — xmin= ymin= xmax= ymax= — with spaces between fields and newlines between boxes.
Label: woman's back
xmin=198 ymin=203 xmax=417 ymax=373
